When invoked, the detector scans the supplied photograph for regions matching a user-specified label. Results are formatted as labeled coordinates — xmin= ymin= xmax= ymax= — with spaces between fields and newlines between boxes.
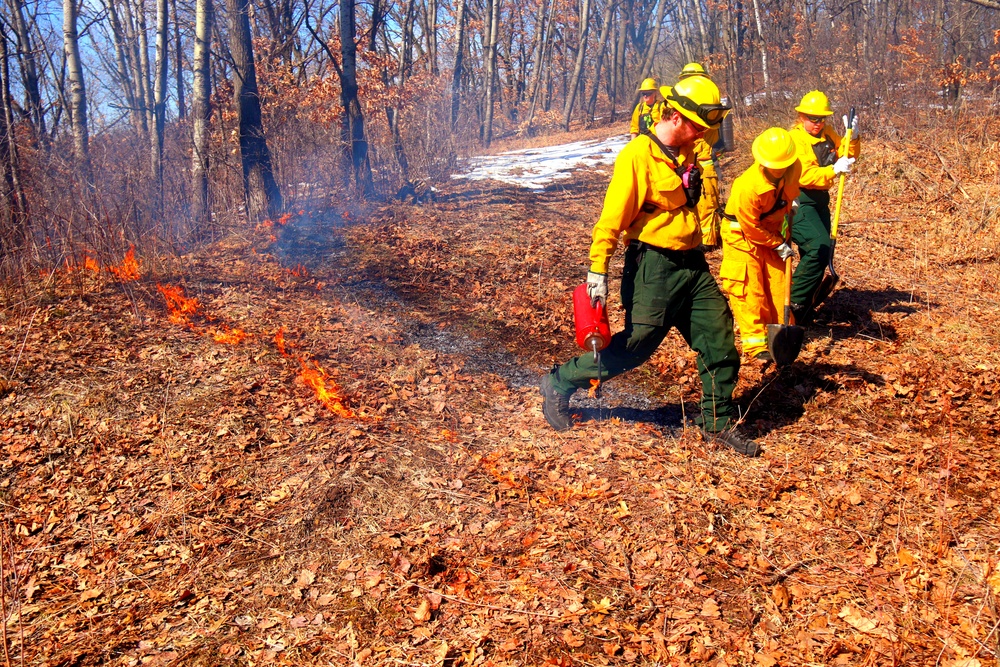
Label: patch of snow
xmin=451 ymin=135 xmax=629 ymax=190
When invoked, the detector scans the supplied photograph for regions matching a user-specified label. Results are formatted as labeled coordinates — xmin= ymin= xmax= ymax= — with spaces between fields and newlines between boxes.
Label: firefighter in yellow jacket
xmin=679 ymin=63 xmax=723 ymax=248
xmin=540 ymin=77 xmax=762 ymax=457
xmin=788 ymin=90 xmax=860 ymax=324
xmin=720 ymin=128 xmax=801 ymax=362
xmin=629 ymin=78 xmax=659 ymax=139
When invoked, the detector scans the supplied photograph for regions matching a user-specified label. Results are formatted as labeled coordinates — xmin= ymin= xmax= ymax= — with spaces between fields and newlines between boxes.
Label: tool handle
xmin=781 ymin=217 xmax=794 ymax=324
xmin=830 ymin=106 xmax=855 ymax=243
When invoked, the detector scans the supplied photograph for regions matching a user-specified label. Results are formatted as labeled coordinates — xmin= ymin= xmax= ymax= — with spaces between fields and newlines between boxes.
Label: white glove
xmin=586 ymin=271 xmax=608 ymax=307
xmin=775 ymin=242 xmax=795 ymax=261
xmin=843 ymin=114 xmax=859 ymax=139
xmin=833 ymin=156 xmax=855 ymax=175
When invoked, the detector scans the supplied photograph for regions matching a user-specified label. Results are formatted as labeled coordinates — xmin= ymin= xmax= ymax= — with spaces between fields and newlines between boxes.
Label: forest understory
xmin=1 ymin=127 xmax=999 ymax=666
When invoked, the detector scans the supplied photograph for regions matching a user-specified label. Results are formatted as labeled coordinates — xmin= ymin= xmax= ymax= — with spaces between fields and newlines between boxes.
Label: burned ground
xmin=1 ymin=130 xmax=999 ymax=666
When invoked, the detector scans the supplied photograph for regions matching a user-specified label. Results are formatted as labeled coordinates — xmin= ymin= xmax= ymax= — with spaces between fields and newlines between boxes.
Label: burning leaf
xmin=587 ymin=378 xmax=601 ymax=398
xmin=298 ymin=360 xmax=354 ymax=418
xmin=211 ymin=326 xmax=251 ymax=345
xmin=157 ymin=284 xmax=202 ymax=326
xmin=108 ymin=245 xmax=141 ymax=281
xmin=274 ymin=327 xmax=289 ymax=356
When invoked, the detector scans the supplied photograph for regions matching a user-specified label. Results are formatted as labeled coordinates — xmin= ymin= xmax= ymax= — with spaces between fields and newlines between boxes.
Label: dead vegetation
xmin=1 ymin=115 xmax=999 ymax=667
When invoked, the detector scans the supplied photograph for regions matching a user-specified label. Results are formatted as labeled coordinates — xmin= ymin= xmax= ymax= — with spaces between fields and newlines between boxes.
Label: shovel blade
xmin=809 ymin=273 xmax=839 ymax=311
xmin=767 ymin=323 xmax=805 ymax=368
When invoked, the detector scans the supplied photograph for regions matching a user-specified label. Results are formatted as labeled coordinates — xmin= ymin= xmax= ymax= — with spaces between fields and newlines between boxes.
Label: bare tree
xmin=482 ymin=0 xmax=500 ymax=145
xmin=339 ymin=0 xmax=374 ymax=196
xmin=0 ymin=22 xmax=27 ymax=253
xmin=191 ymin=0 xmax=212 ymax=229
xmin=9 ymin=0 xmax=48 ymax=148
xmin=64 ymin=0 xmax=92 ymax=181
xmin=226 ymin=0 xmax=283 ymax=219
xmin=151 ymin=0 xmax=168 ymax=217
xmin=450 ymin=0 xmax=467 ymax=130
xmin=562 ymin=0 xmax=592 ymax=130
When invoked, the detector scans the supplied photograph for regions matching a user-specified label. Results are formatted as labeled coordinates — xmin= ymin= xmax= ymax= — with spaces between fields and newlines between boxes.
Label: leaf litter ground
xmin=1 ymin=131 xmax=999 ymax=667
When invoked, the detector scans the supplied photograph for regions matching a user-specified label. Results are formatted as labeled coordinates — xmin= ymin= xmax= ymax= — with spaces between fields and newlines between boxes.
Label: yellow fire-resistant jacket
xmin=589 ymin=135 xmax=701 ymax=274
xmin=723 ymin=161 xmax=802 ymax=249
xmin=629 ymin=101 xmax=657 ymax=136
xmin=790 ymin=122 xmax=861 ymax=191
xmin=693 ymin=129 xmax=719 ymax=177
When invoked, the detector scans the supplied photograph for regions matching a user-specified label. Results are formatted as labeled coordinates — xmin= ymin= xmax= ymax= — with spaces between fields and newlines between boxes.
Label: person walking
xmin=539 ymin=76 xmax=761 ymax=457
xmin=719 ymin=128 xmax=801 ymax=362
xmin=629 ymin=78 xmax=659 ymax=139
xmin=678 ymin=63 xmax=723 ymax=249
xmin=788 ymin=91 xmax=860 ymax=324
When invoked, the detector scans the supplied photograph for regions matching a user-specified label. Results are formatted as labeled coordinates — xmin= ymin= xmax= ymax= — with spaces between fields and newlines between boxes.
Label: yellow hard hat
xmin=639 ymin=78 xmax=658 ymax=93
xmin=795 ymin=90 xmax=833 ymax=116
xmin=752 ymin=127 xmax=798 ymax=170
xmin=679 ymin=62 xmax=707 ymax=79
xmin=661 ymin=76 xmax=730 ymax=128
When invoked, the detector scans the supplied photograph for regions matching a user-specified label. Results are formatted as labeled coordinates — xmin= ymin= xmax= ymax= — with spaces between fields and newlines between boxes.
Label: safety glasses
xmin=666 ymin=93 xmax=731 ymax=127
xmin=804 ymin=114 xmax=827 ymax=124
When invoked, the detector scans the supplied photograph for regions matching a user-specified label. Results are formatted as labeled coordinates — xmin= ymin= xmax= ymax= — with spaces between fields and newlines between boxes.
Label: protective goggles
xmin=803 ymin=114 xmax=828 ymax=123
xmin=666 ymin=93 xmax=731 ymax=127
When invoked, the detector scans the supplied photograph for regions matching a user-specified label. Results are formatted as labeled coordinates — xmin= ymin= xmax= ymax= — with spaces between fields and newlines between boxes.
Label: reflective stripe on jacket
xmin=589 ymin=135 xmax=701 ymax=274
xmin=723 ymin=161 xmax=802 ymax=251
xmin=790 ymin=122 xmax=860 ymax=191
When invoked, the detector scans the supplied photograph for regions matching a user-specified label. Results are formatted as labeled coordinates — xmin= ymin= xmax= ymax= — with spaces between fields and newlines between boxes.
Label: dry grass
xmin=1 ymin=116 xmax=999 ymax=667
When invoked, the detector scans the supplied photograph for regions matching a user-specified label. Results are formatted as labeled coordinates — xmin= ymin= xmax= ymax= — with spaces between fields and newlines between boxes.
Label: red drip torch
xmin=573 ymin=283 xmax=611 ymax=396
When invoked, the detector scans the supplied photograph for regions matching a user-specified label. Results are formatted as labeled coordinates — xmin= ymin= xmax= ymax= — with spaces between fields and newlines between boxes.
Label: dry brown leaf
xmin=561 ymin=628 xmax=585 ymax=647
xmin=79 ymin=588 xmax=102 ymax=602
xmin=296 ymin=568 xmax=316 ymax=586
xmin=413 ymin=599 xmax=432 ymax=622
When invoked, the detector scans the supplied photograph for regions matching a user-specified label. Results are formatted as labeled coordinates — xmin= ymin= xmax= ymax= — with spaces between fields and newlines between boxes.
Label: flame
xmin=298 ymin=360 xmax=354 ymax=418
xmin=83 ymin=256 xmax=99 ymax=273
xmin=274 ymin=327 xmax=289 ymax=356
xmin=277 ymin=212 xmax=293 ymax=226
xmin=211 ymin=326 xmax=251 ymax=345
xmin=287 ymin=264 xmax=309 ymax=278
xmin=157 ymin=284 xmax=202 ymax=325
xmin=587 ymin=378 xmax=601 ymax=399
xmin=108 ymin=245 xmax=141 ymax=281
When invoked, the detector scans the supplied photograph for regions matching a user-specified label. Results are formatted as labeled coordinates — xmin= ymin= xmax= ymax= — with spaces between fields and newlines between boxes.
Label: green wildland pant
xmin=551 ymin=242 xmax=741 ymax=432
xmin=791 ymin=188 xmax=832 ymax=307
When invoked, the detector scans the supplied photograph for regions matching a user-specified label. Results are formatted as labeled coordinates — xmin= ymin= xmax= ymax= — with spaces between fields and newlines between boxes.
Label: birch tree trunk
xmin=191 ymin=0 xmax=212 ymax=231
xmin=172 ymin=0 xmax=185 ymax=118
xmin=64 ymin=0 xmax=92 ymax=182
xmin=151 ymin=0 xmax=168 ymax=219
xmin=751 ymin=0 xmax=770 ymax=93
xmin=226 ymin=0 xmax=284 ymax=219
xmin=135 ymin=0 xmax=155 ymax=133
xmin=562 ymin=0 xmax=592 ymax=131
xmin=482 ymin=0 xmax=500 ymax=146
xmin=449 ymin=0 xmax=467 ymax=131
